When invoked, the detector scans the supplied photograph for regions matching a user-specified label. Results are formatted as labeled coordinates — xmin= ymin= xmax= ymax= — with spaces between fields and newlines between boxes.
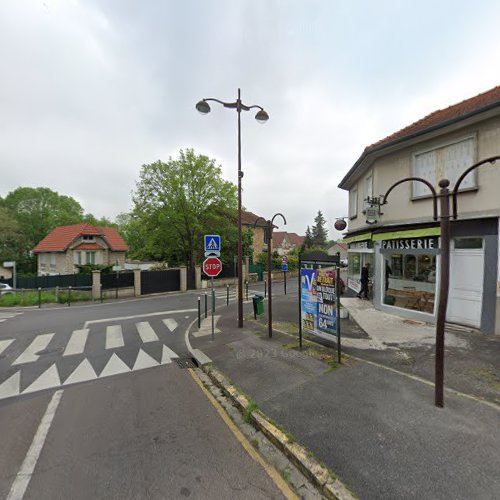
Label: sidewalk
xmin=190 ymin=298 xmax=500 ymax=499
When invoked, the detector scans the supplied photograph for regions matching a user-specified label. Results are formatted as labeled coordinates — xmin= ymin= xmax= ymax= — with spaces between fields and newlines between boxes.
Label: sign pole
xmin=284 ymin=271 xmax=287 ymax=295
xmin=336 ymin=261 xmax=342 ymax=364
xmin=211 ymin=277 xmax=215 ymax=341
xmin=298 ymin=256 xmax=302 ymax=350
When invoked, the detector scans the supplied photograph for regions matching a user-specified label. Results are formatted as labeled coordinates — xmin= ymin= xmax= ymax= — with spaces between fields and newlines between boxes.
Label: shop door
xmin=447 ymin=241 xmax=484 ymax=328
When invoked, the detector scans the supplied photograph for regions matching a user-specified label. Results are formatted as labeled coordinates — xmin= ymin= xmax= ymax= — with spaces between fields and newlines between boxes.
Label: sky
xmin=1 ymin=0 xmax=500 ymax=239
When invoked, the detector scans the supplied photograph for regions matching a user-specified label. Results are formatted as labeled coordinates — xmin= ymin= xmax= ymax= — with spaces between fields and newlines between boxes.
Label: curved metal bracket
xmin=253 ymin=216 xmax=267 ymax=229
xmin=451 ymin=156 xmax=500 ymax=219
xmin=382 ymin=177 xmax=438 ymax=221
xmin=271 ymin=213 xmax=287 ymax=226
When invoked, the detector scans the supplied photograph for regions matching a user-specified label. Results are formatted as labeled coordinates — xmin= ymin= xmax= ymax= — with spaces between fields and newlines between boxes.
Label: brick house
xmin=273 ymin=232 xmax=305 ymax=256
xmin=33 ymin=224 xmax=128 ymax=276
xmin=241 ymin=210 xmax=273 ymax=262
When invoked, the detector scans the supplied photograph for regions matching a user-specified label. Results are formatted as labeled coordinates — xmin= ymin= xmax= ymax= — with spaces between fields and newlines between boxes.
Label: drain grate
xmin=174 ymin=357 xmax=197 ymax=369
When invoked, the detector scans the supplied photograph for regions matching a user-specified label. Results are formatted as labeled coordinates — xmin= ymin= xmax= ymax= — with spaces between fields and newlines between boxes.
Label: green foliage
xmin=303 ymin=225 xmax=313 ymax=250
xmin=128 ymin=149 xmax=238 ymax=267
xmin=0 ymin=207 xmax=25 ymax=263
xmin=242 ymin=227 xmax=254 ymax=261
xmin=149 ymin=262 xmax=169 ymax=271
xmin=311 ymin=210 xmax=328 ymax=247
xmin=0 ymin=289 xmax=91 ymax=307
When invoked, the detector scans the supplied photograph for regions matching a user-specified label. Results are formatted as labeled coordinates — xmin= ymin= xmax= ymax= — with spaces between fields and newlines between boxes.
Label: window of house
xmin=454 ymin=237 xmax=483 ymax=249
xmin=50 ymin=254 xmax=56 ymax=269
xmin=74 ymin=252 xmax=82 ymax=265
xmin=349 ymin=186 xmax=358 ymax=218
xmin=82 ymin=235 xmax=95 ymax=242
xmin=412 ymin=136 xmax=476 ymax=198
xmin=364 ymin=173 xmax=373 ymax=210
xmin=86 ymin=252 xmax=96 ymax=264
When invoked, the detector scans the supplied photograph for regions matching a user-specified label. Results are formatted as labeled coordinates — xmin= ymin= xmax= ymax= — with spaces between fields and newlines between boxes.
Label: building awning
xmin=372 ymin=227 xmax=440 ymax=241
xmin=343 ymin=232 xmax=372 ymax=244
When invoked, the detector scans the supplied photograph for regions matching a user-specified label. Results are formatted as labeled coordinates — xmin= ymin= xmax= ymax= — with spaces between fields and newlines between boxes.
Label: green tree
xmin=130 ymin=149 xmax=238 ymax=267
xmin=0 ymin=207 xmax=25 ymax=263
xmin=311 ymin=210 xmax=328 ymax=247
xmin=302 ymin=226 xmax=313 ymax=250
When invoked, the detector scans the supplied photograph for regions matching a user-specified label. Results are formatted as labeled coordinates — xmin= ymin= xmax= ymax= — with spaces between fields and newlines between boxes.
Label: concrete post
xmin=244 ymin=256 xmax=250 ymax=281
xmin=195 ymin=265 xmax=202 ymax=289
xmin=92 ymin=270 xmax=101 ymax=300
xmin=179 ymin=266 xmax=187 ymax=292
xmin=133 ymin=269 xmax=141 ymax=297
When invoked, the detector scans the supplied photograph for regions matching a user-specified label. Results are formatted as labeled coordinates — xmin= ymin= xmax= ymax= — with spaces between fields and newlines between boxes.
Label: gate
xmin=141 ymin=270 xmax=180 ymax=295
xmin=187 ymin=267 xmax=196 ymax=290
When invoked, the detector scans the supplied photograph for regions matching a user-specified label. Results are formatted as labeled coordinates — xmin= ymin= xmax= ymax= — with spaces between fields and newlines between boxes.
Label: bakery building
xmin=339 ymin=86 xmax=500 ymax=335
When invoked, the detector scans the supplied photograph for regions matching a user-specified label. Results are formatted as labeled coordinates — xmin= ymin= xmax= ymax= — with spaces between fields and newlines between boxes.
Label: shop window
xmin=383 ymin=254 xmax=436 ymax=314
xmin=349 ymin=186 xmax=358 ymax=218
xmin=348 ymin=253 xmax=360 ymax=276
xmin=454 ymin=237 xmax=482 ymax=249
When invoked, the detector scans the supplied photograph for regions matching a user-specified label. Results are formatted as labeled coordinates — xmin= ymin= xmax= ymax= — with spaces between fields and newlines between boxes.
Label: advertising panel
xmin=300 ymin=267 xmax=337 ymax=340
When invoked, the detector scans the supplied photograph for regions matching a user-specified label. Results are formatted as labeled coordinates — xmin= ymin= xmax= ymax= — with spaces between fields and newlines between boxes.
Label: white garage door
xmin=447 ymin=238 xmax=484 ymax=328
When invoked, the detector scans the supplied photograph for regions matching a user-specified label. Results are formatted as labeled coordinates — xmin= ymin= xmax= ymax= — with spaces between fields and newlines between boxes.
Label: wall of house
xmin=252 ymin=226 xmax=267 ymax=261
xmin=348 ymin=115 xmax=500 ymax=233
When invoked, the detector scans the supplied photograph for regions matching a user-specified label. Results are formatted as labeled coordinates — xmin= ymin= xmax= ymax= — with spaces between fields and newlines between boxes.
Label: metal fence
xmin=141 ymin=269 xmax=180 ymax=294
xmin=101 ymin=272 xmax=135 ymax=289
xmin=2 ymin=273 xmax=92 ymax=289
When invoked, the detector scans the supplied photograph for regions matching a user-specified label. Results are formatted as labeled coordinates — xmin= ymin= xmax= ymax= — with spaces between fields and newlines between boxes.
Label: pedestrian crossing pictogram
xmin=0 ymin=317 xmax=183 ymax=402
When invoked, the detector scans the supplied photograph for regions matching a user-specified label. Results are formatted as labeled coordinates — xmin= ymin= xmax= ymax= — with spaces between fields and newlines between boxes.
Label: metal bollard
xmin=198 ymin=297 xmax=201 ymax=328
xmin=226 ymin=284 xmax=229 ymax=306
xmin=38 ymin=287 xmax=42 ymax=309
xmin=68 ymin=286 xmax=72 ymax=306
xmin=100 ymin=283 xmax=103 ymax=303
xmin=264 ymin=279 xmax=267 ymax=298
xmin=245 ymin=281 xmax=248 ymax=301
xmin=204 ymin=293 xmax=207 ymax=318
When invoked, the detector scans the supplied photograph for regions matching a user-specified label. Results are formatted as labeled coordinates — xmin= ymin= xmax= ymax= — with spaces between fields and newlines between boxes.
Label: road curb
xmin=202 ymin=364 xmax=356 ymax=500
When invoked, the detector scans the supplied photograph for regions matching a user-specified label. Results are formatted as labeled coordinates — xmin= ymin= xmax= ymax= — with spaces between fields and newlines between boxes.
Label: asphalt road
xmin=0 ymin=291 xmax=290 ymax=500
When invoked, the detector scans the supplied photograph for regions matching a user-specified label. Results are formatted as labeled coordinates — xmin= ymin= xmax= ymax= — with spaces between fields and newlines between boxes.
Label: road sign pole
xmin=284 ymin=271 xmax=287 ymax=295
xmin=211 ymin=277 xmax=215 ymax=341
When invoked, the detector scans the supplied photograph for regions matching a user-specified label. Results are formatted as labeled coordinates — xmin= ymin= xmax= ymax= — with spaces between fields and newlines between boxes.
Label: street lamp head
xmin=195 ymin=100 xmax=211 ymax=114
xmin=255 ymin=109 xmax=269 ymax=123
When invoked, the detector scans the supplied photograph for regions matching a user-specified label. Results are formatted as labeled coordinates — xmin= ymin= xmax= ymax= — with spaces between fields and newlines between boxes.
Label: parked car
xmin=0 ymin=283 xmax=14 ymax=295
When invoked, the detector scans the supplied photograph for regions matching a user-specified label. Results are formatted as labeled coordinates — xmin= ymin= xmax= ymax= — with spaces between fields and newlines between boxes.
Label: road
xmin=0 ymin=289 xmax=293 ymax=500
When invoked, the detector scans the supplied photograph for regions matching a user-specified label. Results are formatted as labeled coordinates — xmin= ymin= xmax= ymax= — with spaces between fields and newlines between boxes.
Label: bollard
xmin=38 ymin=287 xmax=42 ymax=309
xmin=100 ymin=283 xmax=103 ymax=303
xmin=264 ymin=279 xmax=267 ymax=298
xmin=198 ymin=297 xmax=201 ymax=328
xmin=204 ymin=293 xmax=207 ymax=318
xmin=55 ymin=286 xmax=59 ymax=303
xmin=68 ymin=286 xmax=72 ymax=306
xmin=245 ymin=280 xmax=248 ymax=301
xmin=226 ymin=284 xmax=229 ymax=306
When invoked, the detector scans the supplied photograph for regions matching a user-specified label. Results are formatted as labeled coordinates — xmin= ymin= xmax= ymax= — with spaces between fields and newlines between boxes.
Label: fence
xmin=101 ymin=272 xmax=135 ymax=289
xmin=2 ymin=273 xmax=91 ymax=289
xmin=141 ymin=269 xmax=180 ymax=295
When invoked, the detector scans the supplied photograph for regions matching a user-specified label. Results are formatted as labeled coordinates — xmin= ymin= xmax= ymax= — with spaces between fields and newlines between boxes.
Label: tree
xmin=0 ymin=207 xmax=25 ymax=263
xmin=302 ymin=226 xmax=313 ymax=250
xmin=311 ymin=210 xmax=328 ymax=248
xmin=130 ymin=149 xmax=238 ymax=267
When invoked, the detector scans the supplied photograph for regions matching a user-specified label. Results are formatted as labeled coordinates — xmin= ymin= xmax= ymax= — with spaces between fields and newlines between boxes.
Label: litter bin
xmin=252 ymin=294 xmax=265 ymax=318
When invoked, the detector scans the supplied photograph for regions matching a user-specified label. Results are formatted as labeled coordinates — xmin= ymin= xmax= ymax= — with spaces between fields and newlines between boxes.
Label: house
xmin=273 ymin=232 xmax=305 ymax=256
xmin=338 ymin=85 xmax=500 ymax=335
xmin=0 ymin=266 xmax=12 ymax=281
xmin=327 ymin=242 xmax=348 ymax=261
xmin=33 ymin=224 xmax=128 ymax=276
xmin=241 ymin=210 xmax=272 ymax=262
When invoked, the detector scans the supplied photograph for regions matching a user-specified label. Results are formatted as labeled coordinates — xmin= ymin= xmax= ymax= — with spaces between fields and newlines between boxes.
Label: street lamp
xmin=380 ymin=155 xmax=500 ymax=407
xmin=254 ymin=213 xmax=287 ymax=338
xmin=196 ymin=88 xmax=269 ymax=328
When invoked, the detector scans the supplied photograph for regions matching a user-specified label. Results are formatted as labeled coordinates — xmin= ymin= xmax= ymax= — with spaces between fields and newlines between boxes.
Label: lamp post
xmin=380 ymin=156 xmax=499 ymax=407
xmin=196 ymin=89 xmax=269 ymax=328
xmin=254 ymin=213 xmax=286 ymax=338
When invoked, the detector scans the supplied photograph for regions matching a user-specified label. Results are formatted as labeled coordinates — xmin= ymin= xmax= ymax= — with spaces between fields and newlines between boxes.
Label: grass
xmin=0 ymin=290 xmax=91 ymax=307
xmin=250 ymin=438 xmax=259 ymax=449
xmin=281 ymin=467 xmax=292 ymax=483
xmin=472 ymin=367 xmax=500 ymax=391
xmin=243 ymin=400 xmax=259 ymax=424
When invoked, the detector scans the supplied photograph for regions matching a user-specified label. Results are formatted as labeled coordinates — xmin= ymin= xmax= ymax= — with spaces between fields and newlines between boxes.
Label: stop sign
xmin=203 ymin=256 xmax=222 ymax=277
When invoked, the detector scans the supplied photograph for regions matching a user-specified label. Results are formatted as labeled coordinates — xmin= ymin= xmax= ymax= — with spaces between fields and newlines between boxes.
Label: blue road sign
xmin=204 ymin=235 xmax=221 ymax=253
xmin=281 ymin=263 xmax=288 ymax=272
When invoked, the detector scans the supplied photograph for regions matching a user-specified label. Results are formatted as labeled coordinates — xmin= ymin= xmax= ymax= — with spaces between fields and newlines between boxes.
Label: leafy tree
xmin=302 ymin=226 xmax=313 ymax=250
xmin=311 ymin=210 xmax=328 ymax=247
xmin=0 ymin=207 xmax=25 ymax=263
xmin=130 ymin=149 xmax=238 ymax=267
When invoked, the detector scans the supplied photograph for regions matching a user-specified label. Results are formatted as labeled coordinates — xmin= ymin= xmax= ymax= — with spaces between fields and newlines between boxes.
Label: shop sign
xmin=348 ymin=278 xmax=361 ymax=293
xmin=381 ymin=237 xmax=437 ymax=250
xmin=349 ymin=241 xmax=372 ymax=250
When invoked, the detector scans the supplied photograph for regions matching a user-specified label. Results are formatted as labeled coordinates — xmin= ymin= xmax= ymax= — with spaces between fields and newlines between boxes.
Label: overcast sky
xmin=1 ymin=0 xmax=499 ymax=238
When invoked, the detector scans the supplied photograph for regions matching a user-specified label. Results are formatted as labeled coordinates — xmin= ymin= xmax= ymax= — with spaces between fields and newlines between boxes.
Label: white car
xmin=0 ymin=283 xmax=14 ymax=295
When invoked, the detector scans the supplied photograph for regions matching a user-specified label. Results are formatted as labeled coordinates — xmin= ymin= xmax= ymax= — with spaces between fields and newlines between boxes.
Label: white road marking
xmin=100 ymin=353 xmax=130 ymax=377
xmin=0 ymin=338 xmax=14 ymax=355
xmin=192 ymin=315 xmax=221 ymax=337
xmin=136 ymin=322 xmax=159 ymax=343
xmin=12 ymin=333 xmax=54 ymax=365
xmin=23 ymin=364 xmax=61 ymax=394
xmin=63 ymin=329 xmax=89 ymax=356
xmin=83 ymin=308 xmax=196 ymax=328
xmin=63 ymin=359 xmax=98 ymax=385
xmin=105 ymin=325 xmax=124 ymax=349
xmin=162 ymin=318 xmax=178 ymax=332
xmin=0 ymin=371 xmax=21 ymax=400
xmin=7 ymin=389 xmax=63 ymax=500
xmin=133 ymin=349 xmax=159 ymax=370
xmin=161 ymin=344 xmax=179 ymax=364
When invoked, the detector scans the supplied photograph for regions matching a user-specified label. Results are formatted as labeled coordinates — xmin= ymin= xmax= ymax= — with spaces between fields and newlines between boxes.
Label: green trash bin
xmin=253 ymin=294 xmax=265 ymax=318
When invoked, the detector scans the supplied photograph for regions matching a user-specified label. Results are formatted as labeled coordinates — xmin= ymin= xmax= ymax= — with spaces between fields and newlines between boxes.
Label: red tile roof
xmin=339 ymin=85 xmax=500 ymax=188
xmin=287 ymin=233 xmax=305 ymax=246
xmin=272 ymin=232 xmax=287 ymax=246
xmin=241 ymin=210 xmax=268 ymax=228
xmin=33 ymin=224 xmax=128 ymax=253
xmin=272 ymin=232 xmax=304 ymax=247
xmin=73 ymin=243 xmax=105 ymax=251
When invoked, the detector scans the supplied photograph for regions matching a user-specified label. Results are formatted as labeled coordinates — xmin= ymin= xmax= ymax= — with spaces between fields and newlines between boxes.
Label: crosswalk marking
xmin=100 ymin=353 xmax=130 ymax=377
xmin=162 ymin=318 xmax=178 ymax=332
xmin=105 ymin=325 xmax=124 ymax=349
xmin=133 ymin=349 xmax=159 ymax=370
xmin=64 ymin=359 xmax=98 ymax=385
xmin=192 ymin=315 xmax=221 ymax=338
xmin=24 ymin=364 xmax=61 ymax=394
xmin=136 ymin=322 xmax=159 ymax=343
xmin=63 ymin=329 xmax=89 ymax=356
xmin=0 ymin=339 xmax=14 ymax=355
xmin=161 ymin=344 xmax=179 ymax=364
xmin=0 ymin=371 xmax=20 ymax=399
xmin=12 ymin=333 xmax=54 ymax=365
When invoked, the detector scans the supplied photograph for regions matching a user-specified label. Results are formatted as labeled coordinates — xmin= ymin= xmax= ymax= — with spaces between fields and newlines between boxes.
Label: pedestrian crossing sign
xmin=204 ymin=235 xmax=221 ymax=255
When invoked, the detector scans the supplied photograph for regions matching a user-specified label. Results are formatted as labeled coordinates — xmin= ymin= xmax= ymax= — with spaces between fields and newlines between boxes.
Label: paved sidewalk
xmin=190 ymin=299 xmax=500 ymax=499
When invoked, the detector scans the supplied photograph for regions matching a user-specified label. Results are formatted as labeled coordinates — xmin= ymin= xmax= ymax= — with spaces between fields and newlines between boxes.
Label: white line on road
xmin=0 ymin=338 xmax=14 ymax=355
xmin=7 ymin=389 xmax=64 ymax=500
xmin=105 ymin=325 xmax=124 ymax=349
xmin=136 ymin=322 xmax=159 ymax=343
xmin=162 ymin=318 xmax=178 ymax=332
xmin=12 ymin=333 xmax=54 ymax=365
xmin=83 ymin=308 xmax=197 ymax=328
xmin=63 ymin=329 xmax=89 ymax=356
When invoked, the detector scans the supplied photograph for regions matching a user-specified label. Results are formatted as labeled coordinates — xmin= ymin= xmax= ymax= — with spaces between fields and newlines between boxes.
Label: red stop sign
xmin=203 ymin=256 xmax=222 ymax=277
